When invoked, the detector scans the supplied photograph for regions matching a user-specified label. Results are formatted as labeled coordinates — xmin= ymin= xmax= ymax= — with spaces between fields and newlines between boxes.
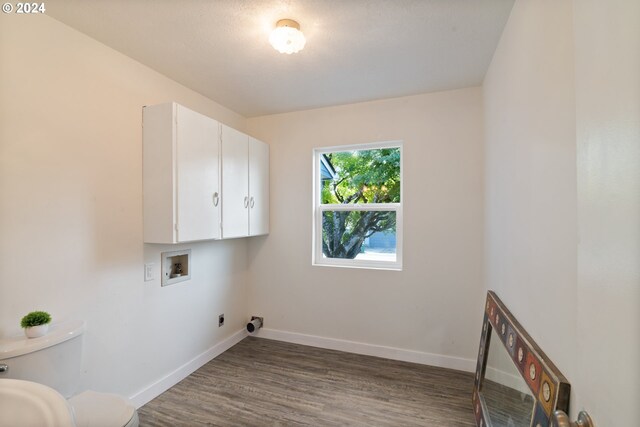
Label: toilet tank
xmin=0 ymin=321 xmax=85 ymax=398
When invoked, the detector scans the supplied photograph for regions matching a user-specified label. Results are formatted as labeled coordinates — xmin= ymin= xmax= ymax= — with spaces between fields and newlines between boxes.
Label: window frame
xmin=312 ymin=141 xmax=403 ymax=271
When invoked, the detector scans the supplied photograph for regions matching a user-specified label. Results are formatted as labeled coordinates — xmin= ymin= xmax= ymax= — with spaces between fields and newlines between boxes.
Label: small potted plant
xmin=20 ymin=311 xmax=52 ymax=338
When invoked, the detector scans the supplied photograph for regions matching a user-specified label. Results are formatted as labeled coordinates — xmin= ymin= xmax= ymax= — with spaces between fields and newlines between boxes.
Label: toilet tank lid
xmin=0 ymin=320 xmax=86 ymax=359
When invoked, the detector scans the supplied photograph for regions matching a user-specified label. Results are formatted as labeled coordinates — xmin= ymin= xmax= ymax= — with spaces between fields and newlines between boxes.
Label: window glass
xmin=320 ymin=148 xmax=401 ymax=204
xmin=314 ymin=142 xmax=402 ymax=270
xmin=321 ymin=211 xmax=397 ymax=262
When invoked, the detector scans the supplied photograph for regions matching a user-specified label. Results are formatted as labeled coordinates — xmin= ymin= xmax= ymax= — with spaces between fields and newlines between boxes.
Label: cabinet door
xmin=221 ymin=124 xmax=249 ymax=238
xmin=176 ymin=105 xmax=220 ymax=241
xmin=249 ymin=137 xmax=269 ymax=236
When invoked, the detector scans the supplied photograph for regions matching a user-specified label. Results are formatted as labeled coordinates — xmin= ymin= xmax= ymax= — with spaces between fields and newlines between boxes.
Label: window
xmin=313 ymin=141 xmax=402 ymax=270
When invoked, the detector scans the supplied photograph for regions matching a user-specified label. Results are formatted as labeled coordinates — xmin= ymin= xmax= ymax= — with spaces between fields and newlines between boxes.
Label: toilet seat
xmin=69 ymin=390 xmax=139 ymax=427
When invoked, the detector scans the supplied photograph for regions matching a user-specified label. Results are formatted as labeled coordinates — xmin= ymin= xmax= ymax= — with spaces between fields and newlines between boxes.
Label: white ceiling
xmin=47 ymin=0 xmax=514 ymax=117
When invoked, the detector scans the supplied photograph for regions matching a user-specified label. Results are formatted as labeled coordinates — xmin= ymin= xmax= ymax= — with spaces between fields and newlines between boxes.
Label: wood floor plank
xmin=138 ymin=337 xmax=476 ymax=426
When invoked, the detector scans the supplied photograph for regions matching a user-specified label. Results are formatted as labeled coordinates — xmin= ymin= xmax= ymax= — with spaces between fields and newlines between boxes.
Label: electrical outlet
xmin=218 ymin=314 xmax=224 ymax=327
xmin=144 ymin=263 xmax=154 ymax=281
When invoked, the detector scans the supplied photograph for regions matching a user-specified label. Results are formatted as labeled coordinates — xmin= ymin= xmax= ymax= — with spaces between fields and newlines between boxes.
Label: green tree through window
xmin=320 ymin=147 xmax=401 ymax=260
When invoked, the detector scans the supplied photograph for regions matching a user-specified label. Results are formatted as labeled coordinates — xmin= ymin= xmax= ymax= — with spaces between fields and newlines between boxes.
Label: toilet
xmin=0 ymin=321 xmax=139 ymax=427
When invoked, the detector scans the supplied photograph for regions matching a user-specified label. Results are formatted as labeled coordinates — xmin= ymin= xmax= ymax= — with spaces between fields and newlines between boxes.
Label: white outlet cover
xmin=144 ymin=263 xmax=154 ymax=281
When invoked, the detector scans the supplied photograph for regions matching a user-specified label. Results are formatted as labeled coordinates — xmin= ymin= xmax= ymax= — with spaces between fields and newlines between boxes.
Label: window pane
xmin=322 ymin=211 xmax=396 ymax=261
xmin=320 ymin=148 xmax=400 ymax=204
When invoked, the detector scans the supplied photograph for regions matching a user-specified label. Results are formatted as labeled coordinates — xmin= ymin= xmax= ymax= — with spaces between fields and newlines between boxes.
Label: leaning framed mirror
xmin=472 ymin=291 xmax=571 ymax=427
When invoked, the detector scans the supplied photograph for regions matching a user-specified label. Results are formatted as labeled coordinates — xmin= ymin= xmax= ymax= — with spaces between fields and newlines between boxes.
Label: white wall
xmin=484 ymin=0 xmax=640 ymax=424
xmin=0 ymin=14 xmax=249 ymax=402
xmin=483 ymin=0 xmax=577 ymax=384
xmin=246 ymin=88 xmax=485 ymax=367
xmin=574 ymin=0 xmax=640 ymax=423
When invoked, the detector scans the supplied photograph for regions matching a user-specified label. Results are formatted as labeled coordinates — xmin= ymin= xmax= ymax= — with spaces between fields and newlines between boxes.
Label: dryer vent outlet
xmin=247 ymin=316 xmax=263 ymax=334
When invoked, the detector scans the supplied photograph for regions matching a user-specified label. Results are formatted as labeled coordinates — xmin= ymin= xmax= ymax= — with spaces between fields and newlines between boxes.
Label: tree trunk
xmin=322 ymin=211 xmax=395 ymax=259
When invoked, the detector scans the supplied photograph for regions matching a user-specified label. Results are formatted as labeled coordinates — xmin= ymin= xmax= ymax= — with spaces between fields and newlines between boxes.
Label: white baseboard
xmin=254 ymin=328 xmax=476 ymax=373
xmin=129 ymin=328 xmax=247 ymax=408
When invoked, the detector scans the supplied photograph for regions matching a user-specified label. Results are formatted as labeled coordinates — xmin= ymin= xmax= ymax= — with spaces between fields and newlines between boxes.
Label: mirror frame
xmin=472 ymin=291 xmax=570 ymax=427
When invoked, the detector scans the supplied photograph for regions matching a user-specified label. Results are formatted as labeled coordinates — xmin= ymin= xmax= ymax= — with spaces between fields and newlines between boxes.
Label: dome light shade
xmin=269 ymin=19 xmax=306 ymax=54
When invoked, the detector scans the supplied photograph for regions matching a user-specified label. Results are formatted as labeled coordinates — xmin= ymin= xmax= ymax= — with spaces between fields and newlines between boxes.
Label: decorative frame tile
xmin=472 ymin=291 xmax=571 ymax=427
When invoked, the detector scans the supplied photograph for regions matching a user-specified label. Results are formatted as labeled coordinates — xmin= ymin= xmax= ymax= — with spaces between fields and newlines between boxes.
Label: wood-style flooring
xmin=482 ymin=379 xmax=534 ymax=427
xmin=138 ymin=337 xmax=476 ymax=426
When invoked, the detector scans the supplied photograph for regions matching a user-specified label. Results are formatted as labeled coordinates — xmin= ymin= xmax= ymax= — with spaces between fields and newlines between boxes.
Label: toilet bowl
xmin=0 ymin=378 xmax=76 ymax=427
xmin=0 ymin=321 xmax=139 ymax=427
xmin=69 ymin=390 xmax=139 ymax=427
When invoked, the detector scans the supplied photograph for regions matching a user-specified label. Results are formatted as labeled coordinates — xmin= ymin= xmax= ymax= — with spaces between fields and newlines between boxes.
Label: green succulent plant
xmin=20 ymin=311 xmax=52 ymax=328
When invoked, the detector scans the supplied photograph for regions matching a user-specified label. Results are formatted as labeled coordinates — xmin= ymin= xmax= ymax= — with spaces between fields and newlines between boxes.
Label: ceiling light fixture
xmin=269 ymin=19 xmax=306 ymax=54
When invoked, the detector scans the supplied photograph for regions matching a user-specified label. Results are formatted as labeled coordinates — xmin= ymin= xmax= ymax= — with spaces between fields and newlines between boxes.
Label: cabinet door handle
xmin=212 ymin=192 xmax=219 ymax=207
xmin=244 ymin=196 xmax=249 ymax=208
xmin=250 ymin=197 xmax=255 ymax=208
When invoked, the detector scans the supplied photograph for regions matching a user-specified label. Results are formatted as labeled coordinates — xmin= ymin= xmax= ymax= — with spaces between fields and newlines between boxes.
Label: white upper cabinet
xmin=249 ymin=137 xmax=269 ymax=236
xmin=221 ymin=125 xmax=270 ymax=238
xmin=220 ymin=124 xmax=249 ymax=238
xmin=144 ymin=102 xmax=269 ymax=243
xmin=143 ymin=103 xmax=220 ymax=243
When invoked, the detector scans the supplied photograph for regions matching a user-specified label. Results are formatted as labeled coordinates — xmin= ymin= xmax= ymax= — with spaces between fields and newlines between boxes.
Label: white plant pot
xmin=24 ymin=324 xmax=49 ymax=338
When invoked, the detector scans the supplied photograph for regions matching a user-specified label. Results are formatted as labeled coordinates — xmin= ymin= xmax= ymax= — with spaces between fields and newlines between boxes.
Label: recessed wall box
xmin=161 ymin=249 xmax=191 ymax=286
